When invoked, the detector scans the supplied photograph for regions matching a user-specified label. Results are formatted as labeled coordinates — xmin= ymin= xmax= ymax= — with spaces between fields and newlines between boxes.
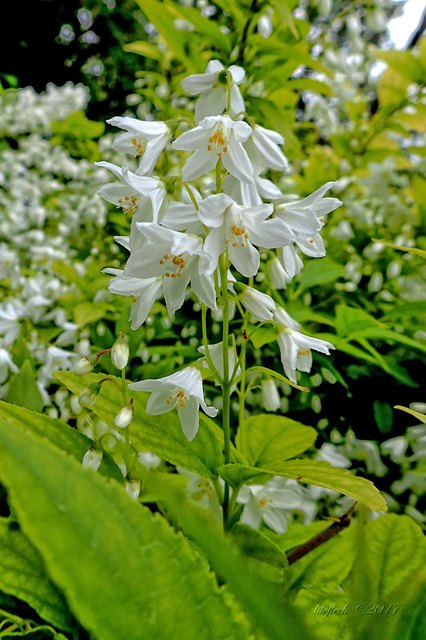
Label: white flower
xmin=96 ymin=162 xmax=165 ymax=223
xmin=82 ymin=447 xmax=103 ymax=471
xmin=198 ymin=340 xmax=240 ymax=382
xmin=199 ymin=194 xmax=293 ymax=278
xmin=245 ymin=124 xmax=288 ymax=173
xmin=237 ymin=476 xmax=302 ymax=533
xmin=114 ymin=402 xmax=134 ymax=429
xmin=103 ymin=268 xmax=162 ymax=329
xmin=261 ymin=379 xmax=281 ymax=412
xmin=107 ymin=116 xmax=170 ymax=175
xmin=237 ymin=285 xmax=276 ymax=322
xmin=173 ymin=115 xmax=254 ymax=183
xmin=274 ymin=308 xmax=334 ymax=383
xmin=129 ymin=366 xmax=218 ymax=441
xmin=181 ymin=59 xmax=245 ymax=123
xmin=0 ymin=348 xmax=19 ymax=384
xmin=124 ymin=223 xmax=217 ymax=313
xmin=73 ymin=356 xmax=94 ymax=375
xmin=275 ymin=181 xmax=342 ymax=241
xmin=111 ymin=333 xmax=129 ymax=370
xmin=275 ymin=245 xmax=304 ymax=285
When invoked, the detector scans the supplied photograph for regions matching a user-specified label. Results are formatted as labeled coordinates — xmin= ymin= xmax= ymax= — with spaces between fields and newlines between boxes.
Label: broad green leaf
xmin=373 ymin=49 xmax=424 ymax=84
xmin=0 ymin=400 xmax=121 ymax=481
xmin=270 ymin=521 xmax=330 ymax=553
xmin=0 ymin=421 xmax=250 ymax=640
xmin=5 ymin=360 xmax=43 ymax=412
xmin=146 ymin=474 xmax=318 ymax=640
xmin=134 ymin=0 xmax=196 ymax=71
xmin=219 ymin=460 xmax=387 ymax=511
xmin=0 ymin=520 xmax=74 ymax=632
xmin=236 ymin=415 xmax=317 ymax=467
xmin=287 ymin=77 xmax=333 ymax=97
xmin=167 ymin=3 xmax=231 ymax=54
xmin=54 ymin=372 xmax=231 ymax=478
xmin=335 ymin=305 xmax=381 ymax=337
xmin=50 ymin=112 xmax=105 ymax=139
xmin=73 ymin=302 xmax=112 ymax=327
xmin=230 ymin=524 xmax=288 ymax=583
xmin=296 ymin=257 xmax=345 ymax=292
xmin=382 ymin=300 xmax=426 ymax=318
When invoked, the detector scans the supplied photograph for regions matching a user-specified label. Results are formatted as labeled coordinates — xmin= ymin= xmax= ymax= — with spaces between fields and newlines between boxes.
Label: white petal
xmin=162 ymin=272 xmax=190 ymax=313
xmin=178 ymin=395 xmax=200 ymax=440
xmin=296 ymin=234 xmax=325 ymax=257
xmin=229 ymin=65 xmax=245 ymax=84
xmin=240 ymin=496 xmax=262 ymax=529
xmin=190 ymin=267 xmax=217 ymax=310
xmin=263 ymin=507 xmax=289 ymax=534
xmin=222 ymin=136 xmax=254 ymax=184
xmin=198 ymin=193 xmax=233 ymax=227
xmin=194 ymin=87 xmax=227 ymax=124
xmin=255 ymin=176 xmax=283 ymax=200
xmin=228 ymin=238 xmax=260 ymax=278
xmin=229 ymin=85 xmax=245 ymax=117
xmin=182 ymin=149 xmax=217 ymax=182
xmin=107 ymin=116 xmax=169 ymax=137
xmin=204 ymin=227 xmax=226 ymax=274
xmin=138 ymin=134 xmax=169 ymax=175
xmin=146 ymin=388 xmax=176 ymax=414
xmin=247 ymin=218 xmax=294 ymax=249
xmin=173 ymin=125 xmax=209 ymax=151
xmin=277 ymin=332 xmax=298 ymax=383
xmin=181 ymin=71 xmax=219 ymax=95
xmin=230 ymin=120 xmax=252 ymax=142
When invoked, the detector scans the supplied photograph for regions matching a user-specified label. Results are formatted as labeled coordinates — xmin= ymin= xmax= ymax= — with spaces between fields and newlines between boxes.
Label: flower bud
xmin=238 ymin=285 xmax=276 ymax=322
xmin=125 ymin=479 xmax=141 ymax=500
xmin=114 ymin=401 xmax=134 ymax=429
xmin=261 ymin=378 xmax=280 ymax=412
xmin=78 ymin=382 xmax=101 ymax=407
xmin=74 ymin=356 xmax=94 ymax=376
xmin=82 ymin=447 xmax=103 ymax=471
xmin=111 ymin=333 xmax=129 ymax=370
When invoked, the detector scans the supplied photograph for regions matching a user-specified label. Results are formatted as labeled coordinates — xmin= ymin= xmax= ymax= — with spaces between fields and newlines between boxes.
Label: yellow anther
xmin=298 ymin=349 xmax=310 ymax=356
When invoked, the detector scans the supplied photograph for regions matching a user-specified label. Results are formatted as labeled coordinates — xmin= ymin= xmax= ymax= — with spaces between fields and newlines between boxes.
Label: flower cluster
xmin=102 ymin=60 xmax=341 ymax=439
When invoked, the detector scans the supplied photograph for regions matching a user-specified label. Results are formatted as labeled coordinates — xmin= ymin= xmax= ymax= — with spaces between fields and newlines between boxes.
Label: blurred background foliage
xmin=1 ymin=0 xmax=425 ymax=529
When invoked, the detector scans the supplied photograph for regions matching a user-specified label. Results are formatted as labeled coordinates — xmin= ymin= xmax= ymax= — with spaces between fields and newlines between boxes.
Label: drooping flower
xmin=237 ymin=476 xmax=302 ymax=533
xmin=129 ymin=366 xmax=218 ymax=440
xmin=261 ymin=378 xmax=281 ymax=412
xmin=124 ymin=223 xmax=217 ymax=312
xmin=274 ymin=307 xmax=335 ymax=383
xmin=111 ymin=333 xmax=129 ymax=370
xmin=96 ymin=162 xmax=165 ymax=223
xmin=107 ymin=116 xmax=170 ymax=175
xmin=181 ymin=59 xmax=245 ymax=123
xmin=103 ymin=267 xmax=162 ymax=329
xmin=172 ymin=115 xmax=254 ymax=183
xmin=199 ymin=194 xmax=294 ymax=278
xmin=236 ymin=284 xmax=276 ymax=322
xmin=198 ymin=340 xmax=240 ymax=383
xmin=245 ymin=124 xmax=288 ymax=173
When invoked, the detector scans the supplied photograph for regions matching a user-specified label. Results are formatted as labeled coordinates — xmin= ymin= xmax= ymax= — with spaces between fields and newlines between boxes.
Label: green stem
xmin=121 ymin=368 xmax=130 ymax=451
xmin=182 ymin=182 xmax=199 ymax=210
xmin=220 ymin=253 xmax=231 ymax=528
xmin=216 ymin=160 xmax=223 ymax=193
xmin=201 ymin=303 xmax=223 ymax=384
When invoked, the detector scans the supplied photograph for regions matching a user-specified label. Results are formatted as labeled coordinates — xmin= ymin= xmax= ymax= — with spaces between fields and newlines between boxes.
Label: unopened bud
xmin=78 ymin=382 xmax=102 ymax=407
xmin=261 ymin=378 xmax=280 ymax=412
xmin=125 ymin=479 xmax=141 ymax=500
xmin=74 ymin=356 xmax=94 ymax=375
xmin=111 ymin=333 xmax=129 ymax=370
xmin=82 ymin=447 xmax=103 ymax=471
xmin=114 ymin=401 xmax=134 ymax=429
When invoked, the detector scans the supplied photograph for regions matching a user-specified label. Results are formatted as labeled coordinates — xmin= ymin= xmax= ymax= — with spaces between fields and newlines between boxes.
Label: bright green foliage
xmin=5 ymin=360 xmax=44 ymax=412
xmin=0 ymin=419 xmax=250 ymax=640
xmin=0 ymin=520 xmax=74 ymax=632
xmin=236 ymin=414 xmax=317 ymax=465
xmin=54 ymin=371 xmax=234 ymax=477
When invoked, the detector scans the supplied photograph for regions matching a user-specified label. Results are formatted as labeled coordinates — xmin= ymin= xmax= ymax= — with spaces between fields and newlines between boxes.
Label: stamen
xmin=298 ymin=349 xmax=310 ymax=356
xmin=131 ymin=136 xmax=144 ymax=156
xmin=207 ymin=127 xmax=229 ymax=158
xmin=160 ymin=253 xmax=187 ymax=278
xmin=229 ymin=224 xmax=249 ymax=249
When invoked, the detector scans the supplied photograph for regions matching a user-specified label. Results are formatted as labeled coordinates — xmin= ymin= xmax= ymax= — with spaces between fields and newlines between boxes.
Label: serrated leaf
xmin=54 ymin=371 xmax=232 ymax=478
xmin=236 ymin=415 xmax=317 ymax=467
xmin=0 ymin=421 xmax=250 ymax=640
xmin=0 ymin=520 xmax=74 ymax=631
xmin=5 ymin=360 xmax=43 ymax=412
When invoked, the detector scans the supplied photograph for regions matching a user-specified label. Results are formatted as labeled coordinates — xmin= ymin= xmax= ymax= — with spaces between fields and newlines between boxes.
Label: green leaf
xmin=219 ymin=460 xmax=387 ymax=511
xmin=167 ymin=3 xmax=231 ymax=54
xmin=5 ymin=360 xmax=43 ymax=412
xmin=335 ymin=305 xmax=381 ymax=337
xmin=54 ymin=372 xmax=230 ymax=479
xmin=296 ymin=258 xmax=345 ymax=292
xmin=0 ymin=421 xmax=250 ymax=640
xmin=373 ymin=49 xmax=424 ymax=84
xmin=230 ymin=524 xmax=288 ymax=582
xmin=73 ymin=302 xmax=112 ymax=328
xmin=124 ymin=40 xmax=163 ymax=61
xmin=0 ymin=400 xmax=121 ymax=481
xmin=236 ymin=415 xmax=317 ymax=467
xmin=373 ymin=400 xmax=393 ymax=434
xmin=0 ymin=520 xmax=74 ymax=631
xmin=394 ymin=405 xmax=426 ymax=424
xmin=50 ymin=112 xmax=104 ymax=139
xmin=133 ymin=0 xmax=196 ymax=71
